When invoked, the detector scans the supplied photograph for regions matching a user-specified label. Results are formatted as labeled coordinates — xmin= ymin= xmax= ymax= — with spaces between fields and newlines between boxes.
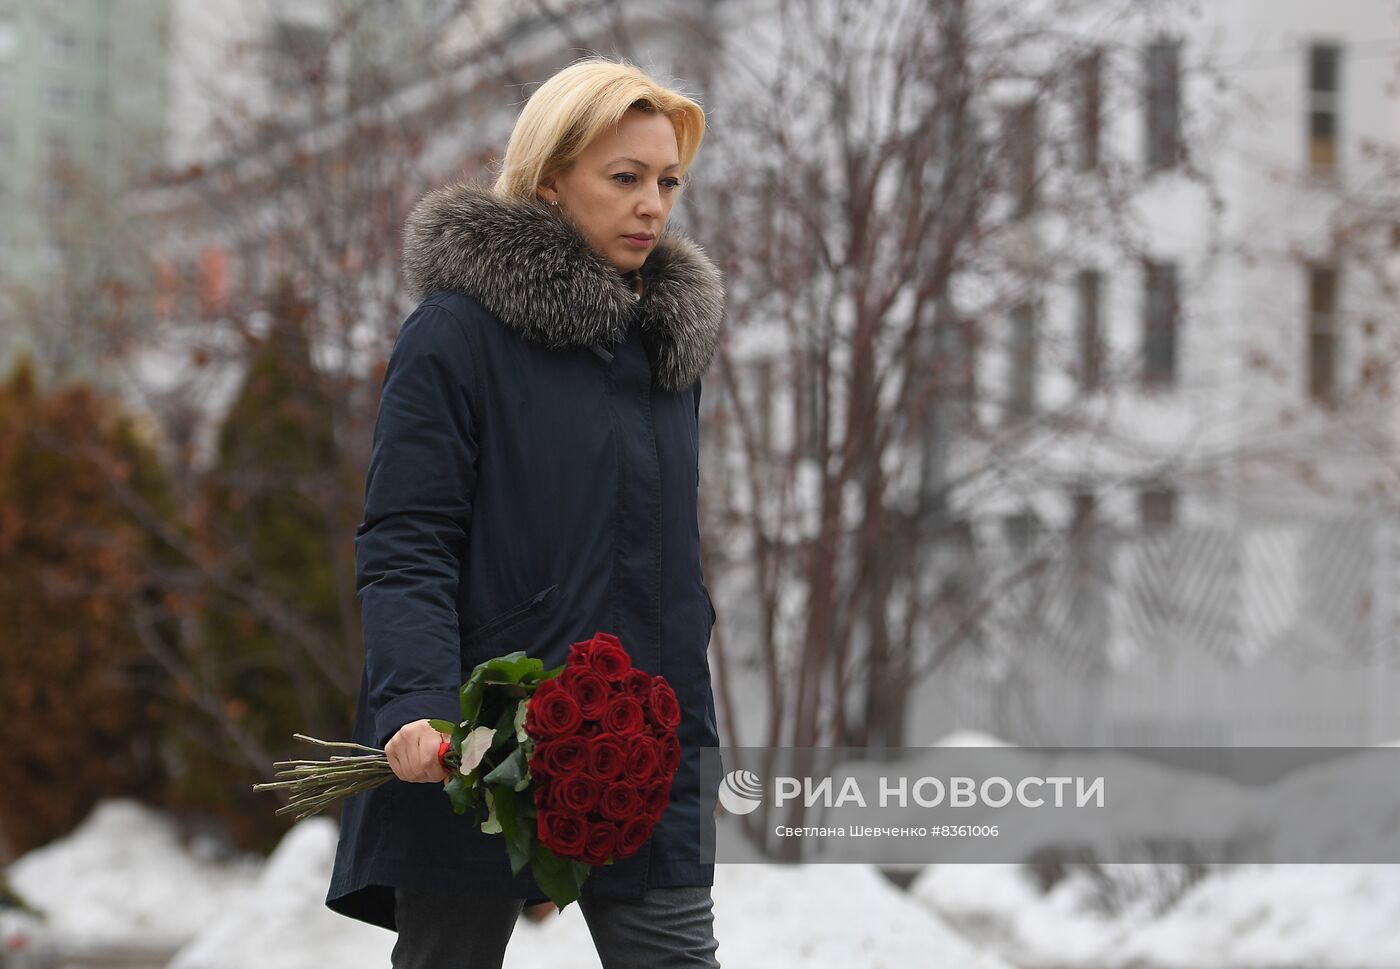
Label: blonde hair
xmin=492 ymin=56 xmax=707 ymax=201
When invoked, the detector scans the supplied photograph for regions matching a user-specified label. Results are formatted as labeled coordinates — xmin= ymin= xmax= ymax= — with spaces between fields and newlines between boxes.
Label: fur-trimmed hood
xmin=400 ymin=180 xmax=724 ymax=391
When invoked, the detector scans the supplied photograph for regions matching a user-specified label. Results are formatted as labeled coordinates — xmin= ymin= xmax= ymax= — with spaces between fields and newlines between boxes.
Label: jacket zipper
xmin=464 ymin=583 xmax=560 ymax=645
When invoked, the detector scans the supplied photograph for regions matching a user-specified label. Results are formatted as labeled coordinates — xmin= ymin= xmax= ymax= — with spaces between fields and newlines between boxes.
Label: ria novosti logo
xmin=717 ymin=768 xmax=764 ymax=815
xmin=715 ymin=764 xmax=1105 ymax=813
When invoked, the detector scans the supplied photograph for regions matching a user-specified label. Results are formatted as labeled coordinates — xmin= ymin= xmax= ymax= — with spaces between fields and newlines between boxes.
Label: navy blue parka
xmin=326 ymin=181 xmax=724 ymax=930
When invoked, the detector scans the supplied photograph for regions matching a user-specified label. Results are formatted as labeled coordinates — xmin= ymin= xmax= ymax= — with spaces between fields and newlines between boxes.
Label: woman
xmin=326 ymin=57 xmax=724 ymax=968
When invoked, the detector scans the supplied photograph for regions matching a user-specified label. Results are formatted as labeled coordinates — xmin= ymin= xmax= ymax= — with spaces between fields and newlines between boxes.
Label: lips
xmin=624 ymin=234 xmax=654 ymax=243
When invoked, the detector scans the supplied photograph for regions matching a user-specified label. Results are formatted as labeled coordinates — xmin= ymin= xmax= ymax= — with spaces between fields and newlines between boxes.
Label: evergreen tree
xmin=0 ymin=354 xmax=173 ymax=854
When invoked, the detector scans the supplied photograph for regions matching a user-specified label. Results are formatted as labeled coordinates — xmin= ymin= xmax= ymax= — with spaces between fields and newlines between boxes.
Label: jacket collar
xmin=401 ymin=180 xmax=724 ymax=391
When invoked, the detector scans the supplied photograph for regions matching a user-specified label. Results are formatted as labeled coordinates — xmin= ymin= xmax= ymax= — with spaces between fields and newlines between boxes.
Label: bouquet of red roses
xmin=253 ymin=632 xmax=682 ymax=909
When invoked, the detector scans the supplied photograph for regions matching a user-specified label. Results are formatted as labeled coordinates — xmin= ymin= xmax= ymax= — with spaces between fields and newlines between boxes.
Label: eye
xmin=612 ymin=173 xmax=683 ymax=191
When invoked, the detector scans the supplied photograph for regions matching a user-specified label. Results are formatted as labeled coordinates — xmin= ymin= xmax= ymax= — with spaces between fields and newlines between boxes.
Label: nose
xmin=636 ymin=183 xmax=662 ymax=220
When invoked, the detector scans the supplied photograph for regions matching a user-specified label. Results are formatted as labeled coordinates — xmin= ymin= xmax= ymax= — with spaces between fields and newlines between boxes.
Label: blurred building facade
xmin=0 ymin=0 xmax=172 ymax=382
xmin=911 ymin=0 xmax=1400 ymax=745
xmin=128 ymin=0 xmax=1400 ymax=747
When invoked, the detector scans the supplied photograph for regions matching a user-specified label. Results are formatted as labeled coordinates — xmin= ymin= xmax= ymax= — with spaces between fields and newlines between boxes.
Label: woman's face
xmin=539 ymin=109 xmax=682 ymax=274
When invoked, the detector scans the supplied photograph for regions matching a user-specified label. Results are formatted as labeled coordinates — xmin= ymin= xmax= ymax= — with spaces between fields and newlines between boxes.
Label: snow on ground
xmin=168 ymin=822 xmax=1007 ymax=969
xmin=907 ymin=736 xmax=1400 ymax=969
xmin=932 ymin=730 xmax=1015 ymax=747
xmin=915 ymin=862 xmax=1400 ymax=969
xmin=6 ymin=799 xmax=260 ymax=951
xmin=167 ymin=817 xmax=394 ymax=969
xmin=703 ymin=862 xmax=1012 ymax=969
xmin=6 ymin=797 xmax=1003 ymax=969
xmin=14 ymin=732 xmax=1400 ymax=969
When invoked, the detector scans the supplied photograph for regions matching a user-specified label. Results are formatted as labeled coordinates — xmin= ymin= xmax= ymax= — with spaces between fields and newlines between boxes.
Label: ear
xmin=537 ymin=177 xmax=559 ymax=204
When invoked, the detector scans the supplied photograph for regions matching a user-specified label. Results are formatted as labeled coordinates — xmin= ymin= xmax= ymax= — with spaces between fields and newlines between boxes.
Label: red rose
xmin=533 ymin=779 xmax=566 ymax=811
xmin=533 ymin=736 xmax=589 ymax=777
xmin=584 ymin=634 xmax=632 ymax=681
xmin=581 ymin=820 xmax=620 ymax=866
xmin=557 ymin=772 xmax=603 ymax=814
xmin=537 ymin=810 xmax=588 ymax=857
xmin=658 ymin=732 xmax=680 ymax=776
xmin=647 ymin=678 xmax=682 ymax=730
xmin=587 ymin=734 xmax=628 ymax=781
xmin=603 ymin=695 xmax=645 ymax=736
xmin=526 ymin=679 xmax=583 ymax=739
xmin=598 ymin=781 xmax=643 ymax=821
xmin=563 ymin=669 xmax=612 ymax=720
xmin=621 ymin=668 xmax=651 ymax=700
xmin=590 ymin=632 xmax=624 ymax=650
xmin=616 ymin=813 xmax=653 ymax=858
xmin=623 ymin=734 xmax=662 ymax=785
xmin=566 ymin=637 xmax=595 ymax=666
xmin=643 ymin=777 xmax=670 ymax=819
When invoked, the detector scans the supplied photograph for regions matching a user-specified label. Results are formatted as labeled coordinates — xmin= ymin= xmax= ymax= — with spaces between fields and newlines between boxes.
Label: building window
xmin=1002 ymin=98 xmax=1038 ymax=218
xmin=44 ymin=176 xmax=71 ymax=207
xmin=1308 ymin=264 xmax=1338 ymax=403
xmin=796 ymin=346 xmax=821 ymax=459
xmin=933 ymin=308 xmax=979 ymax=412
xmin=1145 ymin=38 xmax=1182 ymax=170
xmin=1077 ymin=269 xmax=1103 ymax=391
xmin=47 ymin=26 xmax=78 ymax=57
xmin=754 ymin=358 xmax=774 ymax=452
xmin=1139 ymin=486 xmax=1176 ymax=531
xmin=46 ymin=83 xmax=77 ymax=112
xmin=1003 ymin=508 xmax=1042 ymax=555
xmin=268 ymin=17 xmax=332 ymax=97
xmin=1076 ymin=48 xmax=1103 ymax=171
xmin=1071 ymin=489 xmax=1097 ymax=538
xmin=1143 ymin=259 xmax=1178 ymax=388
xmin=1008 ymin=301 xmax=1037 ymax=420
xmin=46 ymin=131 xmax=71 ymax=162
xmin=1308 ymin=43 xmax=1341 ymax=174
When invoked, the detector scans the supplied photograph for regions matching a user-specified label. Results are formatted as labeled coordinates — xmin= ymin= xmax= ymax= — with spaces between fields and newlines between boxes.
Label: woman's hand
xmin=386 ymin=719 xmax=452 ymax=783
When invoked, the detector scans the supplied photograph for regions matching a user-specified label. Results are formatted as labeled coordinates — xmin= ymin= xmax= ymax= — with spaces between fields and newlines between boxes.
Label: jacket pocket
xmin=462 ymin=583 xmax=561 ymax=649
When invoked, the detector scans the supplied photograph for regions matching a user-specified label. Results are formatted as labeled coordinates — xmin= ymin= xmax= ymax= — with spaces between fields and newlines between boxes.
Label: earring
xmin=549 ymin=200 xmax=559 ymax=207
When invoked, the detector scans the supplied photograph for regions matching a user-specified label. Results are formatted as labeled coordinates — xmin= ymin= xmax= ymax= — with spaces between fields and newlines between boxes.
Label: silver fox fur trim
xmin=401 ymin=180 xmax=724 ymax=391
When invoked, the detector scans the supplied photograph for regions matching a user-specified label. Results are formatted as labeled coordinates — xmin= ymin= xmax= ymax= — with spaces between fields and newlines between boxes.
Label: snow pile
xmin=914 ymin=864 xmax=1165 ymax=966
xmin=1105 ymin=864 xmax=1400 ymax=968
xmin=909 ymin=738 xmax=1400 ymax=968
xmin=704 ymin=862 xmax=1012 ymax=969
xmin=6 ymin=799 xmax=260 ymax=950
xmin=915 ymin=862 xmax=1400 ymax=969
xmin=168 ymin=817 xmax=393 ymax=969
xmin=499 ymin=861 xmax=1010 ymax=969
xmin=932 ymin=730 xmax=1015 ymax=747
xmin=168 ymin=820 xmax=1002 ymax=969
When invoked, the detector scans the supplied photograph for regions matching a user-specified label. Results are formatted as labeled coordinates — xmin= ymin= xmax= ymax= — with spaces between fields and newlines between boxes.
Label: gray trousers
xmin=390 ymin=885 xmax=721 ymax=969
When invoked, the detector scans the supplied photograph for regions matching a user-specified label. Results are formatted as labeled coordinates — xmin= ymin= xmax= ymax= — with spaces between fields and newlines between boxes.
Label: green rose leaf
xmin=482 ymin=746 xmax=527 ymax=789
xmin=492 ymin=786 xmax=533 ymax=877
xmin=444 ymin=775 xmax=471 ymax=816
xmin=480 ymin=788 xmax=502 ymax=835
xmin=460 ymin=666 xmax=489 ymax=725
xmin=491 ymin=703 xmax=517 ymax=752
xmin=427 ymin=718 xmax=457 ymax=736
xmin=529 ymin=842 xmax=582 ymax=911
xmin=480 ymin=651 xmax=545 ymax=685
xmin=570 ymin=859 xmax=592 ymax=895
